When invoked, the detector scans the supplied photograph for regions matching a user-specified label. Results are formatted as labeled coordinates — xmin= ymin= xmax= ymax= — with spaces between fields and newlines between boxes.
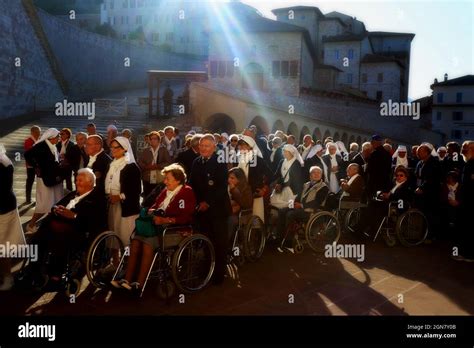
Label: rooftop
xmin=271 ymin=6 xmax=324 ymax=17
xmin=369 ymin=31 xmax=415 ymax=39
xmin=431 ymin=75 xmax=474 ymax=88
xmin=323 ymin=32 xmax=367 ymax=43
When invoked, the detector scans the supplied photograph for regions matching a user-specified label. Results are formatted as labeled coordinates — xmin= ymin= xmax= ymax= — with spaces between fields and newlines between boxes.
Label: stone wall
xmin=0 ymin=0 xmax=63 ymax=119
xmin=37 ymin=8 xmax=206 ymax=100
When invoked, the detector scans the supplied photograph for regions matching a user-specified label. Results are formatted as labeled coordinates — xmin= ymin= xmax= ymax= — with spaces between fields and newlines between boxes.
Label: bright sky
xmin=233 ymin=0 xmax=474 ymax=100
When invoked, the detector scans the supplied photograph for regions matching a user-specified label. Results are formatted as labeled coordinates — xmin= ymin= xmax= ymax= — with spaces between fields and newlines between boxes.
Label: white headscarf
xmin=238 ymin=135 xmax=263 ymax=158
xmin=114 ymin=136 xmax=136 ymax=163
xmin=105 ymin=136 xmax=135 ymax=195
xmin=0 ymin=143 xmax=12 ymax=167
xmin=325 ymin=142 xmax=341 ymax=157
xmin=392 ymin=145 xmax=408 ymax=168
xmin=221 ymin=132 xmax=229 ymax=147
xmin=36 ymin=128 xmax=60 ymax=162
xmin=336 ymin=141 xmax=348 ymax=155
xmin=306 ymin=144 xmax=323 ymax=160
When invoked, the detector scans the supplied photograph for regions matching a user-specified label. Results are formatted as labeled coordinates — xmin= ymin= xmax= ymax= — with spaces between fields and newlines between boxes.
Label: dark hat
xmin=371 ymin=135 xmax=383 ymax=141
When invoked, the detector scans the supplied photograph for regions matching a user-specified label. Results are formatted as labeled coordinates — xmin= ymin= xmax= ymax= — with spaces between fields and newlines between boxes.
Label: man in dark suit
xmin=175 ymin=134 xmax=201 ymax=177
xmin=85 ymin=135 xmax=112 ymax=194
xmin=366 ymin=135 xmax=392 ymax=198
xmin=57 ymin=128 xmax=79 ymax=191
xmin=351 ymin=142 xmax=372 ymax=177
xmin=30 ymin=168 xmax=107 ymax=279
xmin=340 ymin=163 xmax=365 ymax=202
xmin=415 ymin=143 xmax=442 ymax=240
xmin=189 ymin=134 xmax=231 ymax=284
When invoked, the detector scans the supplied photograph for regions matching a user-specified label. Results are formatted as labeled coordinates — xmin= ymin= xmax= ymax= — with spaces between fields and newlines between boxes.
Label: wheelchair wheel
xmin=172 ymin=234 xmax=215 ymax=293
xmin=305 ymin=211 xmax=341 ymax=253
xmin=266 ymin=206 xmax=280 ymax=241
xmin=396 ymin=209 xmax=429 ymax=247
xmin=65 ymin=278 xmax=81 ymax=297
xmin=344 ymin=207 xmax=361 ymax=234
xmin=243 ymin=216 xmax=266 ymax=262
xmin=383 ymin=230 xmax=397 ymax=247
xmin=156 ymin=280 xmax=176 ymax=300
xmin=86 ymin=231 xmax=125 ymax=289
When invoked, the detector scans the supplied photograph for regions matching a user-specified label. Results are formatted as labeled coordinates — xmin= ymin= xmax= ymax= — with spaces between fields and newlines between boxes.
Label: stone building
xmin=431 ymin=74 xmax=474 ymax=143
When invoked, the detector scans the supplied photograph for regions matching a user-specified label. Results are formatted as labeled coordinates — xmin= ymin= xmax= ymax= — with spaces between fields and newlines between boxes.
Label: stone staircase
xmin=0 ymin=114 xmax=149 ymax=225
xmin=21 ymin=0 xmax=68 ymax=94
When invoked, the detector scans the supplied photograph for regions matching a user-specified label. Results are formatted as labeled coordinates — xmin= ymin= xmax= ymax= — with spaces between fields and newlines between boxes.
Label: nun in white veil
xmin=25 ymin=128 xmax=64 ymax=232
xmin=322 ymin=142 xmax=344 ymax=194
xmin=392 ymin=145 xmax=409 ymax=168
xmin=270 ymin=144 xmax=304 ymax=209
xmin=105 ymin=136 xmax=142 ymax=245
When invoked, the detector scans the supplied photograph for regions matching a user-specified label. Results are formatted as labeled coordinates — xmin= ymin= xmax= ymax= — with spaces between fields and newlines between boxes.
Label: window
xmin=451 ymin=130 xmax=462 ymax=139
xmin=456 ymin=92 xmax=463 ymax=103
xmin=123 ymin=0 xmax=127 ymax=8
xmin=281 ymin=61 xmax=289 ymax=77
xmin=210 ymin=61 xmax=218 ymax=78
xmin=361 ymin=73 xmax=367 ymax=83
xmin=130 ymin=0 xmax=136 ymax=8
xmin=226 ymin=61 xmax=234 ymax=77
xmin=272 ymin=61 xmax=280 ymax=77
xmin=452 ymin=111 xmax=463 ymax=121
xmin=348 ymin=49 xmax=354 ymax=59
xmin=437 ymin=93 xmax=444 ymax=103
xmin=335 ymin=50 xmax=339 ymax=60
xmin=376 ymin=91 xmax=383 ymax=101
xmin=136 ymin=15 xmax=142 ymax=24
xmin=347 ymin=73 xmax=353 ymax=84
xmin=218 ymin=61 xmax=226 ymax=78
xmin=377 ymin=73 xmax=383 ymax=83
xmin=110 ymin=0 xmax=114 ymax=10
xmin=436 ymin=112 xmax=442 ymax=120
xmin=289 ymin=60 xmax=299 ymax=77
xmin=166 ymin=32 xmax=174 ymax=41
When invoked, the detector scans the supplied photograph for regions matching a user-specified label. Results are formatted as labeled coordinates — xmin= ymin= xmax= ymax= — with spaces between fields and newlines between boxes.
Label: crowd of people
xmin=0 ymin=121 xmax=473 ymax=293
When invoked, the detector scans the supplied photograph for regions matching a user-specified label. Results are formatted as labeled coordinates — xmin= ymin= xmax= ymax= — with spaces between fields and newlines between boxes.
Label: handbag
xmin=135 ymin=208 xmax=158 ymax=238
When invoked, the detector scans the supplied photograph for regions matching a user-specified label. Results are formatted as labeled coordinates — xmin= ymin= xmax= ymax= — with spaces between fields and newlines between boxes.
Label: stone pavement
xmin=1 ymin=234 xmax=473 ymax=316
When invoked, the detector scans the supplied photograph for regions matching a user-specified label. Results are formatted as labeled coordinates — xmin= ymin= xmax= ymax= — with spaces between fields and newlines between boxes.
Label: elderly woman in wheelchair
xmin=274 ymin=166 xmax=330 ymax=253
xmin=371 ymin=165 xmax=428 ymax=246
xmin=111 ymin=164 xmax=196 ymax=292
xmin=18 ymin=168 xmax=107 ymax=294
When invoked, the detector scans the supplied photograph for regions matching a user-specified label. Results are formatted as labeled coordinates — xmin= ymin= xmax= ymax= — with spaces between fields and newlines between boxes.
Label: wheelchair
xmin=267 ymin=202 xmax=341 ymax=254
xmin=373 ymin=200 xmax=429 ymax=247
xmin=227 ymin=209 xmax=266 ymax=266
xmin=332 ymin=196 xmax=367 ymax=235
xmin=85 ymin=224 xmax=215 ymax=299
xmin=15 ymin=227 xmax=92 ymax=297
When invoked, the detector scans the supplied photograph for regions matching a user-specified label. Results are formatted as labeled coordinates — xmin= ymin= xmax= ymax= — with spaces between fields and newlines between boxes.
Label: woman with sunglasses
xmin=378 ymin=165 xmax=412 ymax=205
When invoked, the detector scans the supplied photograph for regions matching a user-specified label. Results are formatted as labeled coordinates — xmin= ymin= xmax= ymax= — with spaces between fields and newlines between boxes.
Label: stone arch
xmin=323 ymin=129 xmax=331 ymax=141
xmin=333 ymin=132 xmax=340 ymax=142
xmin=300 ymin=126 xmax=310 ymax=143
xmin=272 ymin=120 xmax=284 ymax=133
xmin=313 ymin=127 xmax=322 ymax=142
xmin=356 ymin=136 xmax=362 ymax=144
xmin=341 ymin=133 xmax=348 ymax=147
xmin=204 ymin=113 xmax=236 ymax=134
xmin=287 ymin=122 xmax=299 ymax=137
xmin=349 ymin=135 xmax=356 ymax=145
xmin=249 ymin=116 xmax=269 ymax=135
